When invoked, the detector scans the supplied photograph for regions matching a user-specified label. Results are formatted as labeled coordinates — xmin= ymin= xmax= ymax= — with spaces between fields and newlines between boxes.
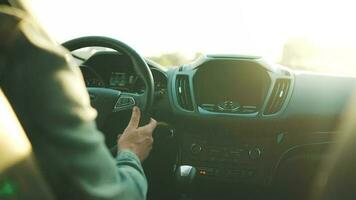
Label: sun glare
xmin=25 ymin=0 xmax=356 ymax=74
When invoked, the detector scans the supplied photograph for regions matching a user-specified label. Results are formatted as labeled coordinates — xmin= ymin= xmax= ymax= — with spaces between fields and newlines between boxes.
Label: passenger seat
xmin=0 ymin=89 xmax=54 ymax=200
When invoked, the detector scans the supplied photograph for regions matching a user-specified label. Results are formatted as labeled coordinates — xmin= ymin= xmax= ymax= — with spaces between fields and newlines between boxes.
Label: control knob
xmin=248 ymin=148 xmax=262 ymax=160
xmin=190 ymin=144 xmax=202 ymax=155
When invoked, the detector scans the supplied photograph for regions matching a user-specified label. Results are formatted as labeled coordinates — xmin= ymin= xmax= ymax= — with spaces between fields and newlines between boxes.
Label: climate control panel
xmin=180 ymin=131 xmax=266 ymax=183
xmin=187 ymin=143 xmax=262 ymax=162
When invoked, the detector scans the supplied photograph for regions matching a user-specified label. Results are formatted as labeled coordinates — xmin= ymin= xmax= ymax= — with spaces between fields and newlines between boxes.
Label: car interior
xmin=1 ymin=1 xmax=356 ymax=200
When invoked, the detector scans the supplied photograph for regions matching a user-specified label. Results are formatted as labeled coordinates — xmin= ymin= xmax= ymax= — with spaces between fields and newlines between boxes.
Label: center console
xmin=173 ymin=56 xmax=285 ymax=196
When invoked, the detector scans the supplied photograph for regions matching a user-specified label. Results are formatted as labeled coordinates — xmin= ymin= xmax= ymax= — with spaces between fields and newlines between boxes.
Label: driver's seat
xmin=0 ymin=89 xmax=54 ymax=199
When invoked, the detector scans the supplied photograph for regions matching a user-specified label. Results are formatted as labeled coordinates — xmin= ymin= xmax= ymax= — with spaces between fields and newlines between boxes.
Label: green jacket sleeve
xmin=0 ymin=7 xmax=147 ymax=200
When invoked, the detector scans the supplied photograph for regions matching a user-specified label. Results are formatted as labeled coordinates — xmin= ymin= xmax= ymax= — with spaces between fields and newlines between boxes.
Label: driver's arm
xmin=0 ymin=7 xmax=154 ymax=200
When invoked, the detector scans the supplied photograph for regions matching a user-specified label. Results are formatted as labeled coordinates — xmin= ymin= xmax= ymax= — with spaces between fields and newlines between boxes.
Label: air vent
xmin=176 ymin=75 xmax=194 ymax=111
xmin=264 ymin=79 xmax=291 ymax=115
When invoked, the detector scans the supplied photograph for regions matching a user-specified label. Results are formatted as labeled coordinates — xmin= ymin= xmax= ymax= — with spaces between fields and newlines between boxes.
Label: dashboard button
xmin=248 ymin=148 xmax=262 ymax=160
xmin=114 ymin=96 xmax=136 ymax=112
xmin=190 ymin=144 xmax=202 ymax=155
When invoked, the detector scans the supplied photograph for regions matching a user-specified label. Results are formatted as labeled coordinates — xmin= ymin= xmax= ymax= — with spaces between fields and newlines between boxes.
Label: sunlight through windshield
xmin=26 ymin=0 xmax=356 ymax=75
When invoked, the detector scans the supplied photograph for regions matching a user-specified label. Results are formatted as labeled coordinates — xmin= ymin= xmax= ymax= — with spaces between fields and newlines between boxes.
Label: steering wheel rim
xmin=62 ymin=36 xmax=155 ymax=114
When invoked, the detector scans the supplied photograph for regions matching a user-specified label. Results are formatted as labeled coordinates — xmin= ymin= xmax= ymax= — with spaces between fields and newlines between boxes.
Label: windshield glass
xmin=26 ymin=0 xmax=355 ymax=75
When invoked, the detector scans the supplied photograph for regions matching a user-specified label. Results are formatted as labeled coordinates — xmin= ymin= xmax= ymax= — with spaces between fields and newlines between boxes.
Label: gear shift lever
xmin=176 ymin=165 xmax=197 ymax=199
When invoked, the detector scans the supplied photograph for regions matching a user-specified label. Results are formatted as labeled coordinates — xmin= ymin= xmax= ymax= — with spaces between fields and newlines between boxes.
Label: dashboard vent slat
xmin=176 ymin=75 xmax=194 ymax=111
xmin=264 ymin=79 xmax=291 ymax=115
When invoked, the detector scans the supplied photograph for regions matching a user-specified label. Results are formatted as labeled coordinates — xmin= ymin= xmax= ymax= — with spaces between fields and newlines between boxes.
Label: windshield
xmin=26 ymin=0 xmax=355 ymax=75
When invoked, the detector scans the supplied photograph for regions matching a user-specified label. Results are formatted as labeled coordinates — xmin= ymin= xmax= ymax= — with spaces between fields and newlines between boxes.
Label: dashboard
xmin=167 ymin=55 xmax=355 ymax=199
xmin=76 ymin=50 xmax=356 ymax=199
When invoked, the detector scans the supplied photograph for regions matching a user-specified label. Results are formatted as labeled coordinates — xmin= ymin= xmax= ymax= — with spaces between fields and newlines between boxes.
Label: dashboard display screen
xmin=194 ymin=60 xmax=270 ymax=111
xmin=109 ymin=72 xmax=136 ymax=89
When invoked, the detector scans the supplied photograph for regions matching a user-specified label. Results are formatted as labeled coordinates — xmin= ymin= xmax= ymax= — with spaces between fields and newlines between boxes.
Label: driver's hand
xmin=117 ymin=106 xmax=157 ymax=162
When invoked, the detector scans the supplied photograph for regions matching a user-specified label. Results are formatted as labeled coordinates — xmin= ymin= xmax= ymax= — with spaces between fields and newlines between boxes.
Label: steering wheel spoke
xmin=113 ymin=92 xmax=145 ymax=112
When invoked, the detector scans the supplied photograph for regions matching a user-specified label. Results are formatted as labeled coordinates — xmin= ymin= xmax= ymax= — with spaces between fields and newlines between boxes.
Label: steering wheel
xmin=62 ymin=36 xmax=154 ymax=135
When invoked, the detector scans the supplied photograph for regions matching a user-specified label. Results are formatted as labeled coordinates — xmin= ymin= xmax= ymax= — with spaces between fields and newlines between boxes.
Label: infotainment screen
xmin=194 ymin=60 xmax=270 ymax=112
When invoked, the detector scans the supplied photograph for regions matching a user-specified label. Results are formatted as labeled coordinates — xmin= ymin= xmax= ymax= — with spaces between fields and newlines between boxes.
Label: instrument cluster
xmin=81 ymin=65 xmax=167 ymax=94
